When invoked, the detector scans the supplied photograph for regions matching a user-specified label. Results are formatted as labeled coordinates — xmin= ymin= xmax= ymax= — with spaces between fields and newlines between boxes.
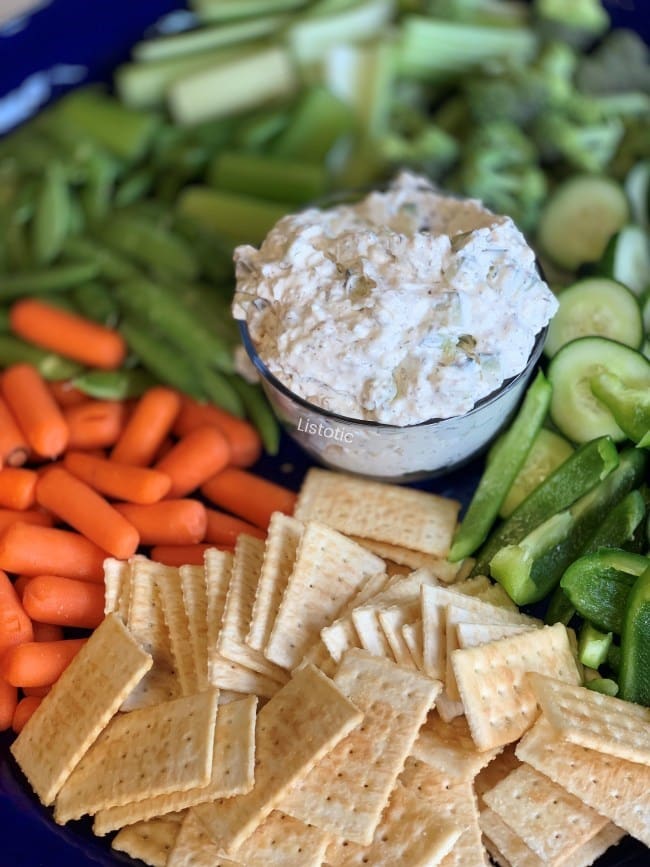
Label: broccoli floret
xmin=453 ymin=121 xmax=547 ymax=232
xmin=379 ymin=124 xmax=459 ymax=179
xmin=533 ymin=0 xmax=609 ymax=46
xmin=576 ymin=29 xmax=650 ymax=96
xmin=532 ymin=111 xmax=624 ymax=173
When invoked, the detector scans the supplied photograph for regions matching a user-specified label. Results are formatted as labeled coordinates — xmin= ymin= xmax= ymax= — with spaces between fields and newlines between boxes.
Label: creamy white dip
xmin=232 ymin=172 xmax=557 ymax=426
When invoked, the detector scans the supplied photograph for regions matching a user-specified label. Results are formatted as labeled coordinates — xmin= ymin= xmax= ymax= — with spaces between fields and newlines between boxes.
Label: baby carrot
xmin=0 ymin=676 xmax=17 ymax=731
xmin=23 ymin=575 xmax=105 ymax=629
xmin=23 ymin=685 xmax=51 ymax=697
xmin=111 ymin=386 xmax=181 ymax=466
xmin=151 ymin=543 xmax=217 ymax=567
xmin=173 ymin=395 xmax=262 ymax=467
xmin=204 ymin=508 xmax=266 ymax=547
xmin=49 ymin=379 xmax=87 ymax=408
xmin=0 ymin=508 xmax=53 ymax=534
xmin=36 ymin=466 xmax=140 ymax=560
xmin=9 ymin=298 xmax=127 ymax=370
xmin=1 ymin=363 xmax=69 ymax=459
xmin=12 ymin=694 xmax=43 ymax=733
xmin=0 ymin=523 xmax=108 ymax=581
xmin=64 ymin=399 xmax=127 ymax=450
xmin=12 ymin=575 xmax=32 ymax=600
xmin=31 ymin=622 xmax=64 ymax=642
xmin=1 ymin=637 xmax=87 ymax=687
xmin=0 ymin=467 xmax=37 ymax=510
xmin=0 ymin=569 xmax=34 ymax=658
xmin=201 ymin=468 xmax=297 ymax=530
xmin=154 ymin=424 xmax=230 ymax=498
xmin=0 ymin=395 xmax=29 ymax=467
xmin=114 ymin=499 xmax=207 ymax=546
xmin=64 ymin=451 xmax=171 ymax=504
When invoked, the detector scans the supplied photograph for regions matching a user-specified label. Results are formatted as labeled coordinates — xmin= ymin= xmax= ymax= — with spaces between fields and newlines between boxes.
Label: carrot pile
xmin=0 ymin=304 xmax=297 ymax=734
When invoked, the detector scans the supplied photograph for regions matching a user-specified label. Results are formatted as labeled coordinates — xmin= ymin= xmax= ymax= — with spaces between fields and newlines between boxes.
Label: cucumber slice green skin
xmin=624 ymin=160 xmax=650 ymax=230
xmin=597 ymin=225 xmax=650 ymax=297
xmin=499 ymin=428 xmax=574 ymax=518
xmin=548 ymin=336 xmax=650 ymax=443
xmin=537 ymin=174 xmax=629 ymax=271
xmin=545 ymin=277 xmax=643 ymax=358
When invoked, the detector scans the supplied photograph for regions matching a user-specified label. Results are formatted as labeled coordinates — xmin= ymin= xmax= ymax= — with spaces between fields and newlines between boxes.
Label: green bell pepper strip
xmin=489 ymin=447 xmax=647 ymax=606
xmin=619 ymin=564 xmax=650 ymax=705
xmin=560 ymin=547 xmax=648 ymax=634
xmin=544 ymin=585 xmax=576 ymax=626
xmin=471 ymin=434 xmax=619 ymax=575
xmin=590 ymin=371 xmax=650 ymax=446
xmin=578 ymin=621 xmax=613 ymax=669
xmin=580 ymin=488 xmax=647 ymax=555
xmin=586 ymin=677 xmax=619 ymax=697
xmin=449 ymin=370 xmax=552 ymax=562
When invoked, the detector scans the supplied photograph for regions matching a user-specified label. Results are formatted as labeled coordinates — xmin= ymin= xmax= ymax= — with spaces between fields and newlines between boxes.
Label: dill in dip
xmin=232 ymin=172 xmax=557 ymax=427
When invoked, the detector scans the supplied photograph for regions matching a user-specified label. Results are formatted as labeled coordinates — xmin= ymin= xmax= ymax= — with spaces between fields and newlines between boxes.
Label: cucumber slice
xmin=537 ymin=175 xmax=629 ymax=270
xmin=598 ymin=225 xmax=650 ymax=296
xmin=624 ymin=160 xmax=649 ymax=229
xmin=545 ymin=277 xmax=643 ymax=358
xmin=499 ymin=428 xmax=574 ymax=518
xmin=548 ymin=336 xmax=650 ymax=443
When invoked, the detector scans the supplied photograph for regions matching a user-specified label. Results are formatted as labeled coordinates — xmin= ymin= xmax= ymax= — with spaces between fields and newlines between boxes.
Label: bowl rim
xmin=238 ymin=319 xmax=548 ymax=432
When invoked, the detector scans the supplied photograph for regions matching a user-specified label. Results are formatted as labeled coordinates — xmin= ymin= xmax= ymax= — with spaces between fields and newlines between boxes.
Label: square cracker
xmin=103 ymin=557 xmax=130 ymax=620
xmin=378 ymin=606 xmax=419 ymax=669
xmin=156 ymin=562 xmax=198 ymax=696
xmin=294 ymin=467 xmax=460 ymax=556
xmin=112 ymin=812 xmax=185 ymax=867
xmin=398 ymin=757 xmax=485 ymax=867
xmin=451 ymin=623 xmax=581 ymax=751
xmin=324 ymin=778 xmax=462 ymax=867
xmin=402 ymin=620 xmax=424 ymax=669
xmin=516 ymin=714 xmax=650 ymax=846
xmin=528 ymin=672 xmax=650 ymax=765
xmin=123 ymin=556 xmax=180 ymax=710
xmin=180 ymin=564 xmax=209 ymax=691
xmin=10 ymin=613 xmax=152 ymax=806
xmin=411 ymin=712 xmax=500 ymax=785
xmin=217 ymin=534 xmax=287 ymax=683
xmin=280 ymin=649 xmax=440 ymax=845
xmin=481 ymin=762 xmax=610 ymax=863
xmin=93 ymin=695 xmax=257 ymax=835
xmin=264 ymin=521 xmax=385 ymax=670
xmin=54 ymin=689 xmax=219 ymax=824
xmin=247 ymin=512 xmax=303 ymax=653
xmin=193 ymin=664 xmax=363 ymax=853
xmin=348 ymin=536 xmax=462 ymax=576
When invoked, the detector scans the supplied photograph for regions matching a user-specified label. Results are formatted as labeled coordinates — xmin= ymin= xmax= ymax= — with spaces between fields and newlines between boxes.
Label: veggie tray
xmin=1 ymin=2 xmax=650 ymax=867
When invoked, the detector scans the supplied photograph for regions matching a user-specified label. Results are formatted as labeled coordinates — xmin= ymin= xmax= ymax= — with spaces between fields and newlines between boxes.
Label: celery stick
xmin=133 ymin=15 xmax=288 ymax=62
xmin=272 ymin=86 xmax=355 ymax=163
xmin=116 ymin=47 xmax=244 ymax=108
xmin=209 ymin=152 xmax=327 ymax=203
xmin=287 ymin=0 xmax=395 ymax=70
xmin=168 ymin=47 xmax=298 ymax=125
xmin=177 ymin=186 xmax=290 ymax=245
xmin=55 ymin=89 xmax=159 ymax=162
xmin=324 ymin=39 xmax=395 ymax=139
xmin=191 ymin=0 xmax=308 ymax=22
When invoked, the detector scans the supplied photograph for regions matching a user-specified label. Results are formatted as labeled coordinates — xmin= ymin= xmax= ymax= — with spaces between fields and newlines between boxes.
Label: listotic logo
xmin=297 ymin=416 xmax=354 ymax=444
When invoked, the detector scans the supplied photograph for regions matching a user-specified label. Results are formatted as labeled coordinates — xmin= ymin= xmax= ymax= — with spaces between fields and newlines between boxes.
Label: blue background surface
xmin=1 ymin=1 xmax=649 ymax=865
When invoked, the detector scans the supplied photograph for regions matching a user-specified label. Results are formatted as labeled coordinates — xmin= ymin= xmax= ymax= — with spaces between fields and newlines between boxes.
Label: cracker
xmin=528 ymin=672 xmax=650 ymax=765
xmin=93 ymin=695 xmax=257 ymax=835
xmin=168 ymin=809 xmax=330 ymax=867
xmin=218 ymin=534 xmax=288 ymax=682
xmin=193 ymin=664 xmax=363 ymax=853
xmin=516 ymin=714 xmax=650 ymax=845
xmin=179 ymin=564 xmax=209 ymax=691
xmin=103 ymin=557 xmax=130 ymax=619
xmin=321 ymin=617 xmax=361 ymax=663
xmin=349 ymin=536 xmax=461 ymax=575
xmin=398 ymin=757 xmax=485 ymax=867
xmin=112 ymin=812 xmax=185 ymax=867
xmin=474 ymin=744 xmax=521 ymax=809
xmin=451 ymin=623 xmax=581 ymax=750
xmin=124 ymin=556 xmax=179 ymax=710
xmin=54 ymin=688 xmax=219 ymax=824
xmin=10 ymin=613 xmax=152 ymax=806
xmin=264 ymin=522 xmax=385 ymax=670
xmin=247 ymin=513 xmax=303 ymax=653
xmin=482 ymin=762 xmax=610 ymax=863
xmin=378 ymin=605 xmax=419 ymax=668
xmin=402 ymin=620 xmax=424 ymax=669
xmin=477 ymin=582 xmax=518 ymax=610
xmin=294 ymin=467 xmax=460 ymax=556
xmin=324 ymin=778 xmax=462 ymax=867
xmin=280 ymin=649 xmax=440 ymax=844
xmin=411 ymin=712 xmax=500 ymax=785
xmin=156 ymin=562 xmax=198 ymax=696
xmin=456 ymin=621 xmax=533 ymax=649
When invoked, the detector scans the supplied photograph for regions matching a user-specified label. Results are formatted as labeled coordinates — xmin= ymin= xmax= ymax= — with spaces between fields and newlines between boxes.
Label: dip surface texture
xmin=233 ymin=173 xmax=557 ymax=426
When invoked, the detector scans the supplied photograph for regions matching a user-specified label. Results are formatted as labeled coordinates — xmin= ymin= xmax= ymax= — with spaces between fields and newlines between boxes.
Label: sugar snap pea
xmin=72 ymin=368 xmax=156 ymax=400
xmin=196 ymin=367 xmax=245 ymax=418
xmin=0 ymin=261 xmax=100 ymax=298
xmin=63 ymin=236 xmax=137 ymax=282
xmin=0 ymin=334 xmax=83 ymax=380
xmin=73 ymin=282 xmax=120 ymax=326
xmin=230 ymin=375 xmax=280 ymax=456
xmin=32 ymin=162 xmax=71 ymax=264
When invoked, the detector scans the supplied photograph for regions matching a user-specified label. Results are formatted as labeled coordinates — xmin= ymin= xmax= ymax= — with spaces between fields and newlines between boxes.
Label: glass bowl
xmin=239 ymin=321 xmax=548 ymax=483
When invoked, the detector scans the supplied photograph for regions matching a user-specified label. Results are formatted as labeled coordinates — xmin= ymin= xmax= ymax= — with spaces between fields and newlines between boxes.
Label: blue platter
xmin=0 ymin=1 xmax=649 ymax=865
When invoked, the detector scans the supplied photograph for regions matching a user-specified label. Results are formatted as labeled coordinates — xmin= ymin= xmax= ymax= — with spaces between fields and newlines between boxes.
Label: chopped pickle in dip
xmin=232 ymin=172 xmax=558 ymax=426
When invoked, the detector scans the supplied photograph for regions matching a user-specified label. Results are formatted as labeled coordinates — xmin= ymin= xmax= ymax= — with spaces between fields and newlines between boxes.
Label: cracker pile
xmin=9 ymin=467 xmax=650 ymax=866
